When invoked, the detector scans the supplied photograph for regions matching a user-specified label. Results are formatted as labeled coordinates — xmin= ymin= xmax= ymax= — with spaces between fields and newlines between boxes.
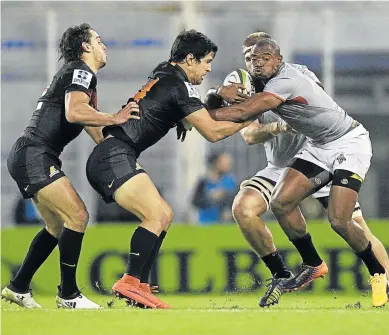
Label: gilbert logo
xmin=49 ymin=166 xmax=60 ymax=178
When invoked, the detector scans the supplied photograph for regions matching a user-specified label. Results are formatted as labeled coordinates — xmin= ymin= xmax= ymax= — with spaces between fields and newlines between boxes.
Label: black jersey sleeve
xmin=173 ymin=81 xmax=205 ymax=117
xmin=63 ymin=63 xmax=97 ymax=95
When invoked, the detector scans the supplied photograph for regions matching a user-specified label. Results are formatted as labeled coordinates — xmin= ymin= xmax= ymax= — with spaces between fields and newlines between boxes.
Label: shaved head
xmin=250 ymin=38 xmax=282 ymax=80
xmin=253 ymin=38 xmax=281 ymax=56
xmin=242 ymin=31 xmax=272 ymax=55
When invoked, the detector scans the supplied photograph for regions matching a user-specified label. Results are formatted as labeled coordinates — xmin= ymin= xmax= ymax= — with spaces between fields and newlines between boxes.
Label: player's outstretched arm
xmin=65 ymin=91 xmax=140 ymax=126
xmin=241 ymin=119 xmax=295 ymax=145
xmin=208 ymin=92 xmax=283 ymax=122
xmin=185 ymin=107 xmax=252 ymax=143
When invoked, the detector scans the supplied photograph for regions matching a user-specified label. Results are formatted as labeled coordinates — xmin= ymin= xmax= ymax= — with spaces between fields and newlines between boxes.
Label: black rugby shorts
xmin=7 ymin=136 xmax=65 ymax=199
xmin=86 ymin=137 xmax=146 ymax=203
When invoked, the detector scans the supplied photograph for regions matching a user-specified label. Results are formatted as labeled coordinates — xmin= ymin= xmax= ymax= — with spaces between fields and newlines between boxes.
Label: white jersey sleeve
xmin=263 ymin=77 xmax=295 ymax=102
xmin=290 ymin=64 xmax=322 ymax=85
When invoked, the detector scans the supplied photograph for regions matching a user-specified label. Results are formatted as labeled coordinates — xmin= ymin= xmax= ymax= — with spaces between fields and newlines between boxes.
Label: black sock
xmin=58 ymin=227 xmax=84 ymax=298
xmin=356 ymin=241 xmax=385 ymax=276
xmin=126 ymin=227 xmax=158 ymax=279
xmin=140 ymin=230 xmax=167 ymax=283
xmin=261 ymin=251 xmax=292 ymax=279
xmin=10 ymin=228 xmax=58 ymax=293
xmin=290 ymin=233 xmax=322 ymax=267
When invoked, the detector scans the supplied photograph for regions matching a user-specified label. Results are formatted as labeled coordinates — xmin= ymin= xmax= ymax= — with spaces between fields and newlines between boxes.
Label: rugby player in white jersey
xmin=208 ymin=37 xmax=388 ymax=307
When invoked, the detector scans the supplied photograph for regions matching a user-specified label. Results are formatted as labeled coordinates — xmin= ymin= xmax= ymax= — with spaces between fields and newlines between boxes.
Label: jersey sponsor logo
xmin=184 ymin=82 xmax=200 ymax=99
xmin=49 ymin=166 xmax=60 ymax=178
xmin=72 ymin=69 xmax=93 ymax=89
xmin=336 ymin=153 xmax=346 ymax=164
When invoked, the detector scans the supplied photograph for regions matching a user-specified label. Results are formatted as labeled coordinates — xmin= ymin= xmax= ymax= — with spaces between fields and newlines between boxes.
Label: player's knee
xmin=270 ymin=196 xmax=290 ymax=216
xmin=232 ymin=194 xmax=266 ymax=224
xmin=163 ymin=205 xmax=174 ymax=225
xmin=68 ymin=207 xmax=89 ymax=231
xmin=151 ymin=205 xmax=173 ymax=232
xmin=328 ymin=213 xmax=348 ymax=236
xmin=271 ymin=190 xmax=300 ymax=216
xmin=77 ymin=207 xmax=89 ymax=225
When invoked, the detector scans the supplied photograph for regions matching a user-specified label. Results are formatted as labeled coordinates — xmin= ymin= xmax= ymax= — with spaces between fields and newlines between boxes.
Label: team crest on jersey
xmin=184 ymin=82 xmax=200 ymax=99
xmin=72 ymin=69 xmax=93 ymax=89
xmin=336 ymin=153 xmax=346 ymax=164
xmin=49 ymin=166 xmax=60 ymax=178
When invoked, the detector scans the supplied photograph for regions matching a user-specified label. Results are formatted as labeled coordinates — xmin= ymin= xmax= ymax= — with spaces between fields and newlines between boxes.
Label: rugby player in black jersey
xmin=86 ymin=30 xmax=253 ymax=309
xmin=1 ymin=23 xmax=139 ymax=309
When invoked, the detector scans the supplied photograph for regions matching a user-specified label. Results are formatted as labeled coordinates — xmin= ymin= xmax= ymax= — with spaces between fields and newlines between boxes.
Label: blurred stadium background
xmin=1 ymin=1 xmax=389 ymax=300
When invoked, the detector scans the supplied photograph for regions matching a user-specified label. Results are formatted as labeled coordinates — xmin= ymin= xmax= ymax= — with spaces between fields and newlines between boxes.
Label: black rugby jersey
xmin=24 ymin=60 xmax=98 ymax=154
xmin=103 ymin=62 xmax=205 ymax=156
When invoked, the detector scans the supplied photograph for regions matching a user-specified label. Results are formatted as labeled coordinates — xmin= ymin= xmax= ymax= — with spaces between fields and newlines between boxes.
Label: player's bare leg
xmin=233 ymin=188 xmax=293 ymax=307
xmin=34 ymin=177 xmax=101 ymax=308
xmin=232 ymin=188 xmax=292 ymax=275
xmin=112 ymin=173 xmax=173 ymax=309
xmin=233 ymin=189 xmax=276 ymax=256
xmin=1 ymin=200 xmax=63 ymax=308
xmin=354 ymin=215 xmax=389 ymax=278
xmin=328 ymin=182 xmax=387 ymax=307
xmin=327 ymin=186 xmax=367 ymax=250
xmin=269 ymin=167 xmax=328 ymax=295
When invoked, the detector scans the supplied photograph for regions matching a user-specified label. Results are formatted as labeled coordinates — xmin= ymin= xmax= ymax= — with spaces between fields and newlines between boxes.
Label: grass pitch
xmin=1 ymin=293 xmax=388 ymax=335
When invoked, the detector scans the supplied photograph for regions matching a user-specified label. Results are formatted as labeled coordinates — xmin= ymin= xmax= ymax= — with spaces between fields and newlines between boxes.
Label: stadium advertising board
xmin=2 ymin=222 xmax=388 ymax=296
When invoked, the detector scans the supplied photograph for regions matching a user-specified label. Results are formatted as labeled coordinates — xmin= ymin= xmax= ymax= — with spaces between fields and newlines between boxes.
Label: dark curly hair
xmin=58 ymin=23 xmax=93 ymax=63
xmin=169 ymin=29 xmax=218 ymax=63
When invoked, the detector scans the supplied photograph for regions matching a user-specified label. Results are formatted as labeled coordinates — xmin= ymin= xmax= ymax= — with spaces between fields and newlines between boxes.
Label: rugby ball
xmin=222 ymin=68 xmax=255 ymax=97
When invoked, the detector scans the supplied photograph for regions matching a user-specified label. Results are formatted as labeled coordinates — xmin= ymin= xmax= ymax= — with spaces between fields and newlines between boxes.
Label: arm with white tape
xmin=241 ymin=119 xmax=296 ymax=145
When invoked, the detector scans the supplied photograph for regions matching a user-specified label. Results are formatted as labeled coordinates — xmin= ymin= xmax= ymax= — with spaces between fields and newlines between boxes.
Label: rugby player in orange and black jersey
xmin=24 ymin=60 xmax=98 ymax=156
xmin=3 ymin=23 xmax=138 ymax=310
xmin=86 ymin=30 xmax=253 ymax=309
xmin=102 ymin=61 xmax=206 ymax=157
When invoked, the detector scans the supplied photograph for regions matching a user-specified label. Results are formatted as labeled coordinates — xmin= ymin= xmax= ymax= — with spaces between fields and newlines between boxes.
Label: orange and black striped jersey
xmin=103 ymin=62 xmax=204 ymax=156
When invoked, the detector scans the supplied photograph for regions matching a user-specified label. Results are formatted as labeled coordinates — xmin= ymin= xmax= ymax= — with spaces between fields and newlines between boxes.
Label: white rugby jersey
xmin=264 ymin=63 xmax=354 ymax=145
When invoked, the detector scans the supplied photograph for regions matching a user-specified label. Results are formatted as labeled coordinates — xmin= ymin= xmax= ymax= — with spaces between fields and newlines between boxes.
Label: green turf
xmin=1 ymin=293 xmax=388 ymax=335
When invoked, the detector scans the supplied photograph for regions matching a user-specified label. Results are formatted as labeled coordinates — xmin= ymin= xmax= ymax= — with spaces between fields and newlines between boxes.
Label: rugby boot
xmin=369 ymin=273 xmax=388 ymax=307
xmin=139 ymin=283 xmax=171 ymax=309
xmin=283 ymin=261 xmax=328 ymax=291
xmin=112 ymin=274 xmax=156 ymax=309
xmin=1 ymin=286 xmax=41 ymax=308
xmin=259 ymin=273 xmax=294 ymax=308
